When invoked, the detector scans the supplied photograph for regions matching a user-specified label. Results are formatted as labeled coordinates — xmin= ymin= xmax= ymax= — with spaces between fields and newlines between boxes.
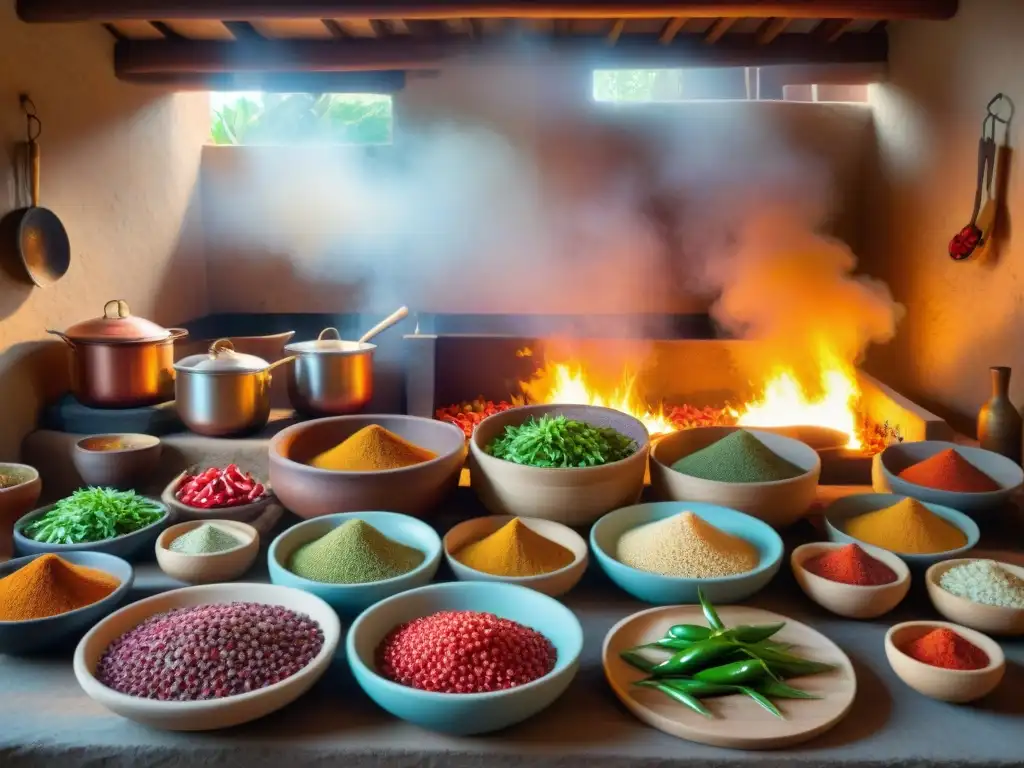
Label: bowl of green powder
xmin=926 ymin=557 xmax=1024 ymax=636
xmin=268 ymin=511 xmax=443 ymax=616
xmin=650 ymin=427 xmax=821 ymax=529
xmin=155 ymin=520 xmax=259 ymax=584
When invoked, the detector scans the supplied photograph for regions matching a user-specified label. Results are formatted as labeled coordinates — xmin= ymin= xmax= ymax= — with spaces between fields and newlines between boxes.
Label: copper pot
xmin=47 ymin=299 xmax=188 ymax=408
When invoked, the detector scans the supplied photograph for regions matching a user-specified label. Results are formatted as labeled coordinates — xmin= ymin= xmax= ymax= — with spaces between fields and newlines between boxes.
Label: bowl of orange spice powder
xmin=885 ymin=620 xmax=1005 ymax=703
xmin=791 ymin=541 xmax=910 ymax=619
xmin=0 ymin=551 xmax=134 ymax=654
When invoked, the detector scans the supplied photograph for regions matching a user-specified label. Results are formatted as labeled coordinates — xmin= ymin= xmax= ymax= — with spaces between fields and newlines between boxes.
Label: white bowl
xmin=791 ymin=542 xmax=910 ymax=619
xmin=155 ymin=520 xmax=260 ymax=584
xmin=443 ymin=515 xmax=588 ymax=597
xmin=926 ymin=558 xmax=1024 ymax=636
xmin=73 ymin=583 xmax=341 ymax=731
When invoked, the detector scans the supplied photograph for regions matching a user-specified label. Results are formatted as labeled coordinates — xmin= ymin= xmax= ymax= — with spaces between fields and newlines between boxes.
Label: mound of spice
xmin=0 ymin=553 xmax=120 ymax=621
xmin=939 ymin=560 xmax=1024 ymax=609
xmin=898 ymin=448 xmax=1000 ymax=493
xmin=671 ymin=430 xmax=804 ymax=483
xmin=96 ymin=602 xmax=324 ymax=700
xmin=803 ymin=543 xmax=898 ymax=586
xmin=175 ymin=465 xmax=267 ymax=509
xmin=615 ymin=511 xmax=759 ymax=578
xmin=309 ymin=425 xmax=437 ymax=472
xmin=168 ymin=524 xmax=243 ymax=555
xmin=901 ymin=627 xmax=989 ymax=671
xmin=453 ymin=518 xmax=574 ymax=577
xmin=845 ymin=498 xmax=967 ymax=555
xmin=288 ymin=519 xmax=425 ymax=584
xmin=376 ymin=610 xmax=557 ymax=693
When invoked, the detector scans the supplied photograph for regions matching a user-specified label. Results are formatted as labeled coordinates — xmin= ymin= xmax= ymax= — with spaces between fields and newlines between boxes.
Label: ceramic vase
xmin=977 ymin=366 xmax=1023 ymax=465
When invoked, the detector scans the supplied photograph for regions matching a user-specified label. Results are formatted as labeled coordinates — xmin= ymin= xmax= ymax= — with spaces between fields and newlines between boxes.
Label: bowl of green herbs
xmin=469 ymin=404 xmax=650 ymax=526
xmin=13 ymin=487 xmax=169 ymax=561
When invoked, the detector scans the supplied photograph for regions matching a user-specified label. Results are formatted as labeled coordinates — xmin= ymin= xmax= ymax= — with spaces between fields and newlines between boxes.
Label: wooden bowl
xmin=649 ymin=426 xmax=821 ymax=529
xmin=791 ymin=542 xmax=910 ymax=619
xmin=443 ymin=515 xmax=588 ymax=597
xmin=269 ymin=415 xmax=466 ymax=519
xmin=155 ymin=520 xmax=260 ymax=584
xmin=71 ymin=434 xmax=162 ymax=489
xmin=0 ymin=464 xmax=42 ymax=557
xmin=468 ymin=404 xmax=650 ymax=526
xmin=925 ymin=558 xmax=1024 ymax=636
xmin=885 ymin=620 xmax=1005 ymax=703
xmin=161 ymin=471 xmax=276 ymax=523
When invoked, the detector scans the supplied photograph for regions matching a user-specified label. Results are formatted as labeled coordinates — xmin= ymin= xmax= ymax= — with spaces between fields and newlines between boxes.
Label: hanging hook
xmin=986 ymin=92 xmax=1015 ymax=126
xmin=19 ymin=94 xmax=41 ymax=142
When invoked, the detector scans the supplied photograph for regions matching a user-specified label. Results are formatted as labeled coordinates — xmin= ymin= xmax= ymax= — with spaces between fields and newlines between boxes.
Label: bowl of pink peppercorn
xmin=161 ymin=465 xmax=276 ymax=523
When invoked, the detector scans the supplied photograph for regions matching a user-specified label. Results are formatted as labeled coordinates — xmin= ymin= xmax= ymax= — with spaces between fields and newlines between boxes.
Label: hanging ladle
xmin=358 ymin=306 xmax=409 ymax=344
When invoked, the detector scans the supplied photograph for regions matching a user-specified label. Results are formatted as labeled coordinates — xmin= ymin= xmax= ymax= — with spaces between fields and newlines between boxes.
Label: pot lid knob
xmin=104 ymin=299 xmax=131 ymax=320
xmin=184 ymin=338 xmax=271 ymax=371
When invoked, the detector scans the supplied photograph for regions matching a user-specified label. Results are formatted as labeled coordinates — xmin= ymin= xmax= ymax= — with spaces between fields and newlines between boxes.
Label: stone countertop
xmin=3 ymin=494 xmax=1024 ymax=768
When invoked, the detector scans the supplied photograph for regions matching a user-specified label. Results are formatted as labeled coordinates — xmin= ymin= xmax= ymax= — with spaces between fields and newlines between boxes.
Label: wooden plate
xmin=602 ymin=605 xmax=857 ymax=750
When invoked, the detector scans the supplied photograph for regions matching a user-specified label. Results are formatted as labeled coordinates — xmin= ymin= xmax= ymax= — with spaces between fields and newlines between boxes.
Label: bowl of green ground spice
xmin=268 ymin=511 xmax=443 ymax=616
xmin=650 ymin=427 xmax=821 ymax=530
xmin=155 ymin=520 xmax=260 ymax=585
xmin=926 ymin=557 xmax=1024 ymax=636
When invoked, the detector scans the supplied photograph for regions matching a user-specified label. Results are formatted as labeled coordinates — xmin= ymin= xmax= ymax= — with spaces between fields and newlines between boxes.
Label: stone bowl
xmin=155 ymin=520 xmax=260 ymax=585
xmin=71 ymin=433 xmax=162 ymax=490
xmin=925 ymin=558 xmax=1024 ymax=636
xmin=791 ymin=542 xmax=911 ymax=619
xmin=0 ymin=463 xmax=42 ymax=557
xmin=161 ymin=470 xmax=277 ymax=523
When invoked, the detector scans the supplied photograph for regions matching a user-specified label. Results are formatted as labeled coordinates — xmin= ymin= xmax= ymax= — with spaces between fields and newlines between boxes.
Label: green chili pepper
xmin=637 ymin=680 xmax=712 ymax=718
xmin=650 ymin=639 xmax=736 ymax=676
xmin=698 ymin=589 xmax=724 ymax=631
xmin=667 ymin=624 xmax=713 ymax=642
xmin=642 ymin=638 xmax=697 ymax=651
xmin=755 ymin=679 xmax=820 ymax=700
xmin=619 ymin=650 xmax=656 ymax=673
xmin=739 ymin=646 xmax=836 ymax=678
xmin=738 ymin=686 xmax=783 ymax=718
xmin=693 ymin=659 xmax=767 ymax=686
xmin=654 ymin=678 xmax=737 ymax=697
xmin=718 ymin=622 xmax=786 ymax=644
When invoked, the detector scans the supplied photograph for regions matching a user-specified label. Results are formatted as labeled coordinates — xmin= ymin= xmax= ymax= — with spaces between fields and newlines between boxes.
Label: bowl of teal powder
xmin=155 ymin=520 xmax=260 ymax=584
xmin=268 ymin=511 xmax=443 ymax=616
xmin=650 ymin=427 xmax=821 ymax=530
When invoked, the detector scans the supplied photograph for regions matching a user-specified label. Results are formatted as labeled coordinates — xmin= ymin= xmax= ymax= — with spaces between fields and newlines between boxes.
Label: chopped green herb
xmin=486 ymin=415 xmax=637 ymax=468
xmin=21 ymin=487 xmax=164 ymax=544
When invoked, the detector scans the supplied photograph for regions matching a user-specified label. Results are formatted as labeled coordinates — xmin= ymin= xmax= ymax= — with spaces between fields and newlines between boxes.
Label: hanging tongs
xmin=949 ymin=94 xmax=1014 ymax=261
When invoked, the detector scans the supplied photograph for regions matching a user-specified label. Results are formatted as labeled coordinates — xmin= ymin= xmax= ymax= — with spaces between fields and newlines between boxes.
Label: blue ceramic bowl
xmin=347 ymin=581 xmax=583 ymax=735
xmin=0 ymin=551 xmax=134 ymax=654
xmin=824 ymin=492 xmax=980 ymax=568
xmin=268 ymin=511 xmax=442 ymax=617
xmin=13 ymin=498 xmax=169 ymax=562
xmin=590 ymin=501 xmax=784 ymax=605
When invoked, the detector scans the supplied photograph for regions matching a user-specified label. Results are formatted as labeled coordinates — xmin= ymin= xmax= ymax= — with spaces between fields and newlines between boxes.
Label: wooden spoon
xmin=359 ymin=306 xmax=409 ymax=344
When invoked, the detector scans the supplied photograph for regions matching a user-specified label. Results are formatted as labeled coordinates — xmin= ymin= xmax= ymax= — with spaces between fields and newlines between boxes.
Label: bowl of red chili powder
xmin=791 ymin=542 xmax=910 ymax=619
xmin=873 ymin=441 xmax=1023 ymax=518
xmin=346 ymin=580 xmax=583 ymax=735
xmin=885 ymin=620 xmax=1005 ymax=703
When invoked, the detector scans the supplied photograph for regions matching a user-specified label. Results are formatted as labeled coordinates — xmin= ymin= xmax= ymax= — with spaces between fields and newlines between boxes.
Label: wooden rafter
xmin=755 ymin=17 xmax=790 ymax=44
xmin=658 ymin=17 xmax=688 ymax=44
xmin=222 ymin=20 xmax=262 ymax=38
xmin=606 ymin=18 xmax=625 ymax=45
xmin=119 ymin=69 xmax=407 ymax=91
xmin=466 ymin=17 xmax=483 ymax=39
xmin=321 ymin=18 xmax=349 ymax=37
xmin=16 ymin=0 xmax=960 ymax=23
xmin=149 ymin=20 xmax=182 ymax=37
xmin=102 ymin=22 xmax=128 ymax=39
xmin=814 ymin=18 xmax=853 ymax=43
xmin=704 ymin=17 xmax=735 ymax=43
xmin=369 ymin=18 xmax=392 ymax=36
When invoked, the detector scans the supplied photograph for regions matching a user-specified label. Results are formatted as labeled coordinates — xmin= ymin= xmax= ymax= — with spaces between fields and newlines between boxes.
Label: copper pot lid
xmin=284 ymin=327 xmax=377 ymax=356
xmin=176 ymin=339 xmax=273 ymax=373
xmin=62 ymin=300 xmax=173 ymax=343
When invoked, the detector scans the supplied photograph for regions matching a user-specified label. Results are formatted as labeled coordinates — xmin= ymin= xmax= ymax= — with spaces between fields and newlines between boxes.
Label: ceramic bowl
xmin=347 ymin=581 xmax=583 ymax=735
xmin=268 ymin=511 xmax=442 ymax=617
xmin=925 ymin=558 xmax=1024 ymax=636
xmin=13 ymin=497 xmax=170 ymax=561
xmin=73 ymin=582 xmax=341 ymax=731
xmin=71 ymin=433 xmax=162 ymax=489
xmin=269 ymin=415 xmax=466 ymax=519
xmin=649 ymin=426 xmax=821 ymax=529
xmin=161 ymin=470 xmax=277 ymax=523
xmin=468 ymin=404 xmax=650 ymax=526
xmin=155 ymin=520 xmax=260 ymax=585
xmin=872 ymin=441 xmax=1023 ymax=518
xmin=824 ymin=493 xmax=979 ymax=568
xmin=0 ymin=551 xmax=134 ymax=655
xmin=590 ymin=501 xmax=784 ymax=605
xmin=885 ymin=620 xmax=1005 ymax=703
xmin=443 ymin=515 xmax=588 ymax=597
xmin=0 ymin=463 xmax=42 ymax=556
xmin=791 ymin=542 xmax=911 ymax=619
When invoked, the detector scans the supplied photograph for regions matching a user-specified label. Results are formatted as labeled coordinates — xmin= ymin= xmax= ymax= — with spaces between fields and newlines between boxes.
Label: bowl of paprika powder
xmin=791 ymin=542 xmax=910 ymax=619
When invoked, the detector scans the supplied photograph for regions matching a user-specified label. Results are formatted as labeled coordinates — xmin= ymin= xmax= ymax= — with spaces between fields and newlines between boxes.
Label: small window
xmin=209 ymin=92 xmax=394 ymax=146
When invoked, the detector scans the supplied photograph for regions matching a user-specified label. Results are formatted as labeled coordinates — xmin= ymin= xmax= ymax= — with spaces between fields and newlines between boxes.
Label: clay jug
xmin=977 ymin=366 xmax=1023 ymax=464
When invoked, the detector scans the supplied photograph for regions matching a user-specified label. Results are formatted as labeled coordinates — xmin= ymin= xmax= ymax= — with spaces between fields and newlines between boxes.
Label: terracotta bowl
xmin=649 ymin=426 xmax=821 ymax=529
xmin=0 ymin=464 xmax=42 ymax=557
xmin=72 ymin=433 xmax=162 ymax=490
xmin=925 ymin=558 xmax=1024 ymax=636
xmin=269 ymin=415 xmax=466 ymax=519
xmin=468 ymin=404 xmax=650 ymax=526
xmin=791 ymin=542 xmax=911 ymax=619
xmin=443 ymin=515 xmax=589 ymax=598
xmin=155 ymin=520 xmax=260 ymax=584
xmin=161 ymin=470 xmax=276 ymax=524
xmin=885 ymin=620 xmax=1005 ymax=703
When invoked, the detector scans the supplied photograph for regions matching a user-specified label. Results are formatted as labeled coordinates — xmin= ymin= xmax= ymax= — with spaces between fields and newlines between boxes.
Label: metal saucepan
xmin=47 ymin=299 xmax=189 ymax=408
xmin=284 ymin=306 xmax=408 ymax=416
xmin=174 ymin=339 xmax=295 ymax=437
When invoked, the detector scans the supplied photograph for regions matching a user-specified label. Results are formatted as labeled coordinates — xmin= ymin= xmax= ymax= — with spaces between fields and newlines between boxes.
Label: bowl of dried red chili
xmin=884 ymin=620 xmax=1005 ymax=703
xmin=161 ymin=466 xmax=275 ymax=523
xmin=346 ymin=580 xmax=583 ymax=735
xmin=791 ymin=542 xmax=910 ymax=619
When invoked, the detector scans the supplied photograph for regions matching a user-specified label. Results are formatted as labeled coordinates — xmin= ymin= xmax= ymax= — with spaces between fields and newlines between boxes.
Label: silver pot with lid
xmin=174 ymin=339 xmax=294 ymax=437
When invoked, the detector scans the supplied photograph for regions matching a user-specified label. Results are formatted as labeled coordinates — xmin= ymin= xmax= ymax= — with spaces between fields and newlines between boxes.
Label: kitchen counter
xmin=3 ymin=488 xmax=1024 ymax=768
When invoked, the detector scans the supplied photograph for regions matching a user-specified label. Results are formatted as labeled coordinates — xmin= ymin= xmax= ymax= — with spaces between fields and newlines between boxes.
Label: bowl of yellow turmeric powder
xmin=269 ymin=415 xmax=467 ymax=519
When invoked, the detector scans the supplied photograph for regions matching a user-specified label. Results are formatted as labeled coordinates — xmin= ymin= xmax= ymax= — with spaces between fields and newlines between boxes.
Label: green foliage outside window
xmin=593 ymin=70 xmax=686 ymax=103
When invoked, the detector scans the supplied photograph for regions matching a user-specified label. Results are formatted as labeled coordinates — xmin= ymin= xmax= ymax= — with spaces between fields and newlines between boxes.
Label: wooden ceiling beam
xmin=321 ymin=18 xmax=350 ymax=37
xmin=222 ymin=20 xmax=263 ymax=39
xmin=606 ymin=18 xmax=625 ymax=45
xmin=17 ymin=1 xmax=960 ymax=23
xmin=755 ymin=17 xmax=790 ymax=44
xmin=120 ymin=70 xmax=407 ymax=91
xmin=114 ymin=31 xmax=888 ymax=74
xmin=704 ymin=17 xmax=736 ymax=43
xmin=658 ymin=17 xmax=688 ymax=44
xmin=814 ymin=18 xmax=854 ymax=43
